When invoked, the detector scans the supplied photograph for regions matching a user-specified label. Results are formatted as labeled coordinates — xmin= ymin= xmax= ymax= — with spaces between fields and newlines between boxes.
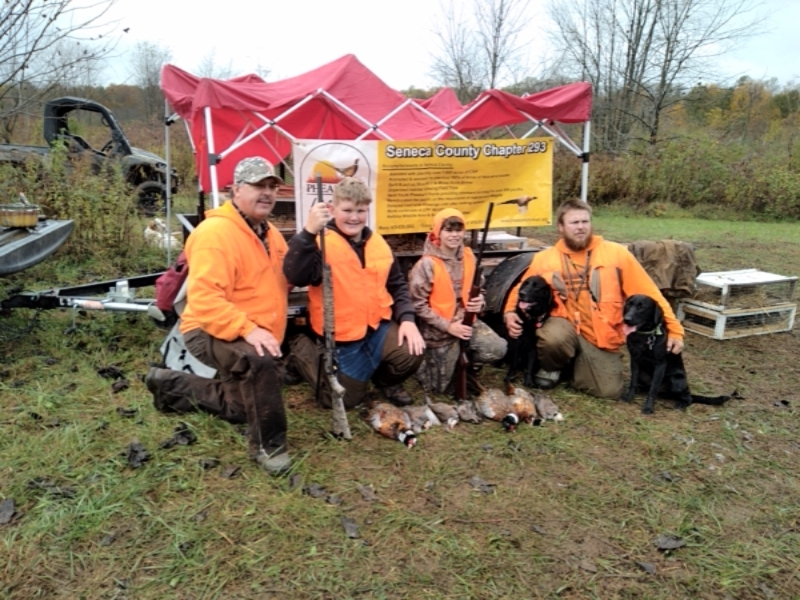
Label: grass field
xmin=1 ymin=211 xmax=799 ymax=599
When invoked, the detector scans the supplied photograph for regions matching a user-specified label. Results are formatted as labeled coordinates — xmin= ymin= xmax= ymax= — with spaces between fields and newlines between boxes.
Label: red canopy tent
xmin=160 ymin=54 xmax=592 ymax=205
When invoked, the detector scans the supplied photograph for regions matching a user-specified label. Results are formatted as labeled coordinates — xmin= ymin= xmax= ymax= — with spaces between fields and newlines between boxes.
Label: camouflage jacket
xmin=408 ymin=236 xmax=471 ymax=349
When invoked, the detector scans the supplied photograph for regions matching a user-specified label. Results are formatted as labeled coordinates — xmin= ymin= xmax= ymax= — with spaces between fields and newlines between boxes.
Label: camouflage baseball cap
xmin=233 ymin=157 xmax=284 ymax=185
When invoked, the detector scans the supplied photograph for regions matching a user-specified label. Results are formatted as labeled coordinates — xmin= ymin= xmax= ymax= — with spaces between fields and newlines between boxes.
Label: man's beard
xmin=563 ymin=230 xmax=592 ymax=251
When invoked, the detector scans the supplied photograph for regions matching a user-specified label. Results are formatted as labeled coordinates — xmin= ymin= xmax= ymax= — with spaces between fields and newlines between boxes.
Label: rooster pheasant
xmin=364 ymin=401 xmax=416 ymax=447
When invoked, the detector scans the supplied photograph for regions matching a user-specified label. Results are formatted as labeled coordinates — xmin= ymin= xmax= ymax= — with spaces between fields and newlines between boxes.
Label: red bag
xmin=155 ymin=250 xmax=188 ymax=313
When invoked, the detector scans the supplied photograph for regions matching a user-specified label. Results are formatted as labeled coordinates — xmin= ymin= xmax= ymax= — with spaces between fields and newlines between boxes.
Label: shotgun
xmin=315 ymin=174 xmax=352 ymax=439
xmin=454 ymin=202 xmax=494 ymax=402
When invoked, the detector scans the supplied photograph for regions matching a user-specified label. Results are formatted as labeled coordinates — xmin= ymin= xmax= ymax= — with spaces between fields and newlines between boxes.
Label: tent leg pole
xmin=581 ymin=120 xmax=591 ymax=204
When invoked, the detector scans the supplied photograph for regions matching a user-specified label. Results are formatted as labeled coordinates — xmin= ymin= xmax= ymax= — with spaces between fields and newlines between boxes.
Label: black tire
xmin=135 ymin=181 xmax=166 ymax=216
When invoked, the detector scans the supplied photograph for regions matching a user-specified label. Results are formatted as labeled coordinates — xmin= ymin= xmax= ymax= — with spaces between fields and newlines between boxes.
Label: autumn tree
xmin=0 ymin=0 xmax=118 ymax=142
xmin=548 ymin=0 xmax=764 ymax=152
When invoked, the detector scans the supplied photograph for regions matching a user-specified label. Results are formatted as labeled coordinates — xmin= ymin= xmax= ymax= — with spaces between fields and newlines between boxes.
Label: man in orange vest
xmin=284 ymin=177 xmax=425 ymax=408
xmin=408 ymin=208 xmax=507 ymax=395
xmin=503 ymin=198 xmax=684 ymax=399
xmin=145 ymin=157 xmax=293 ymax=476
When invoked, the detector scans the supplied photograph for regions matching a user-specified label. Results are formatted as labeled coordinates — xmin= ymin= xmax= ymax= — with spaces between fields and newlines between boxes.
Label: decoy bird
xmin=425 ymin=397 xmax=460 ymax=431
xmin=499 ymin=195 xmax=537 ymax=214
xmin=401 ymin=404 xmax=441 ymax=433
xmin=364 ymin=402 xmax=416 ymax=447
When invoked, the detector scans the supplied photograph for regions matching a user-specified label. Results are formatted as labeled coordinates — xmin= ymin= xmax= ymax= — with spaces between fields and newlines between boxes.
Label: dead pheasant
xmin=401 ymin=404 xmax=441 ymax=433
xmin=505 ymin=384 xmax=538 ymax=425
xmin=424 ymin=397 xmax=460 ymax=431
xmin=364 ymin=402 xmax=416 ymax=447
xmin=474 ymin=388 xmax=518 ymax=431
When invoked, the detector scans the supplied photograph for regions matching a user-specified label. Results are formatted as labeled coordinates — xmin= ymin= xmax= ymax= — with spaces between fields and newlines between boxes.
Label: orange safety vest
xmin=308 ymin=231 xmax=395 ymax=342
xmin=428 ymin=247 xmax=476 ymax=321
xmin=505 ymin=237 xmax=683 ymax=350
xmin=180 ymin=202 xmax=289 ymax=343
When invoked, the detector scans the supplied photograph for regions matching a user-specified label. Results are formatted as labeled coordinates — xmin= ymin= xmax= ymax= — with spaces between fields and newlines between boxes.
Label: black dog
xmin=622 ymin=294 xmax=732 ymax=414
xmin=506 ymin=275 xmax=553 ymax=387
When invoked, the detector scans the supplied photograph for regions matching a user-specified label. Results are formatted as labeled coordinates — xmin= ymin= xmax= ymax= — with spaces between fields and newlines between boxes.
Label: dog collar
xmin=635 ymin=325 xmax=663 ymax=336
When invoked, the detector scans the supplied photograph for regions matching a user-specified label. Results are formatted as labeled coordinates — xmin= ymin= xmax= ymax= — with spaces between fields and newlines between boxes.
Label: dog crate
xmin=677 ymin=269 xmax=797 ymax=339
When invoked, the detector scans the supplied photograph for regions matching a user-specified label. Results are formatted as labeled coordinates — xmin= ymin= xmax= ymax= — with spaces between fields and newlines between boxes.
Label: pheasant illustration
xmin=499 ymin=195 xmax=537 ymax=214
xmin=334 ymin=158 xmax=359 ymax=178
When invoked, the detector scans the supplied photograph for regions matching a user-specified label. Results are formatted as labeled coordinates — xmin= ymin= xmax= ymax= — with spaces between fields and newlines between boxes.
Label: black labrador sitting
xmin=506 ymin=275 xmax=553 ymax=387
xmin=622 ymin=294 xmax=732 ymax=414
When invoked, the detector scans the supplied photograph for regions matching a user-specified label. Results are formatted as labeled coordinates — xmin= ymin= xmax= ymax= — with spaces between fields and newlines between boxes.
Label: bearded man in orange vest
xmin=408 ymin=208 xmax=507 ymax=395
xmin=145 ymin=157 xmax=293 ymax=476
xmin=283 ymin=177 xmax=425 ymax=408
xmin=503 ymin=198 xmax=684 ymax=399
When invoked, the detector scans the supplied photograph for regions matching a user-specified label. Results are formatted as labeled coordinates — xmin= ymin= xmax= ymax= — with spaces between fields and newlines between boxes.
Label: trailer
xmin=3 ymin=56 xmax=593 ymax=364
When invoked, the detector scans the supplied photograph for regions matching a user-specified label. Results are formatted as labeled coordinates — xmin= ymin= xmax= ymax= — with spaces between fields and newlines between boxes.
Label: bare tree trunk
xmin=0 ymin=0 xmax=118 ymax=139
xmin=130 ymin=41 xmax=172 ymax=123
xmin=430 ymin=0 xmax=532 ymax=100
xmin=547 ymin=0 xmax=764 ymax=152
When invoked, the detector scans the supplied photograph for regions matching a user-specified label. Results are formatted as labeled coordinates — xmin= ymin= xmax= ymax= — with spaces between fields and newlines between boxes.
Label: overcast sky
xmin=101 ymin=0 xmax=799 ymax=90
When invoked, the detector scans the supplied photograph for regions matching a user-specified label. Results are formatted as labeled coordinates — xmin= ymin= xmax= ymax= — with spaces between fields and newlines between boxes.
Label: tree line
xmin=3 ymin=0 xmax=798 ymax=217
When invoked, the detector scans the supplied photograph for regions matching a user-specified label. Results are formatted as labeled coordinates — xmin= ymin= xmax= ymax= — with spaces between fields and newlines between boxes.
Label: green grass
xmin=524 ymin=205 xmax=800 ymax=275
xmin=2 ymin=212 xmax=800 ymax=599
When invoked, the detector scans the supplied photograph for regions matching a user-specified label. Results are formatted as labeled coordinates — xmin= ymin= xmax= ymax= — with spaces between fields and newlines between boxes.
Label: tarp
xmin=161 ymin=54 xmax=592 ymax=192
xmin=413 ymin=87 xmax=463 ymax=115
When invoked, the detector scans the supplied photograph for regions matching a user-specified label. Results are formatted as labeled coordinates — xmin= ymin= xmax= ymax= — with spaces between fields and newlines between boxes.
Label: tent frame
xmin=194 ymin=88 xmax=591 ymax=209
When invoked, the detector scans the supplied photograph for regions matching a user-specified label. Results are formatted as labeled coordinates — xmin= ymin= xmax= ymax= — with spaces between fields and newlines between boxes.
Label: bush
xmin=570 ymin=133 xmax=800 ymax=220
xmin=1 ymin=147 xmax=161 ymax=271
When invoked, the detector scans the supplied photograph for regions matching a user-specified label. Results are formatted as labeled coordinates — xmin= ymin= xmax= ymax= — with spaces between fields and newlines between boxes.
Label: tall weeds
xmin=553 ymin=133 xmax=800 ymax=219
xmin=0 ymin=146 xmax=158 ymax=272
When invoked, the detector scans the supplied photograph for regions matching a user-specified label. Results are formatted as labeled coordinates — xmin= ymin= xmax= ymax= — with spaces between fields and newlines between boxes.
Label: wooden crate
xmin=677 ymin=300 xmax=796 ymax=340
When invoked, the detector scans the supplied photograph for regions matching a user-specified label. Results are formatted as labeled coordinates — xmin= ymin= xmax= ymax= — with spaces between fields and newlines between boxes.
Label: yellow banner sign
xmin=374 ymin=139 xmax=552 ymax=233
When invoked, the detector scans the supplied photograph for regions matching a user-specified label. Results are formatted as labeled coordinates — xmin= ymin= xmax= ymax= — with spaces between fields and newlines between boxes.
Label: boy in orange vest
xmin=283 ymin=177 xmax=425 ymax=408
xmin=408 ymin=208 xmax=507 ymax=395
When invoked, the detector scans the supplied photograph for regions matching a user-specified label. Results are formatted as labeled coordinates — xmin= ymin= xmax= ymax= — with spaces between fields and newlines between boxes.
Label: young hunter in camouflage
xmin=408 ymin=208 xmax=507 ymax=395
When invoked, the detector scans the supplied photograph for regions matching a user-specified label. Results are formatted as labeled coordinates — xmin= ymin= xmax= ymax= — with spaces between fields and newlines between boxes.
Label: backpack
xmin=155 ymin=250 xmax=189 ymax=316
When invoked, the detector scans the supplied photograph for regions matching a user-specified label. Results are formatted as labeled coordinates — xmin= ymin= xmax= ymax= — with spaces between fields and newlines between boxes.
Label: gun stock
xmin=316 ymin=173 xmax=352 ymax=439
xmin=453 ymin=203 xmax=494 ymax=402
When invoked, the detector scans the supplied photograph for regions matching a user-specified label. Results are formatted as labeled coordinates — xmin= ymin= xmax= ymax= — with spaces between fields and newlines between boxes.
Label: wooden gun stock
xmin=453 ymin=202 xmax=494 ymax=402
xmin=454 ymin=266 xmax=483 ymax=402
xmin=316 ymin=173 xmax=352 ymax=439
